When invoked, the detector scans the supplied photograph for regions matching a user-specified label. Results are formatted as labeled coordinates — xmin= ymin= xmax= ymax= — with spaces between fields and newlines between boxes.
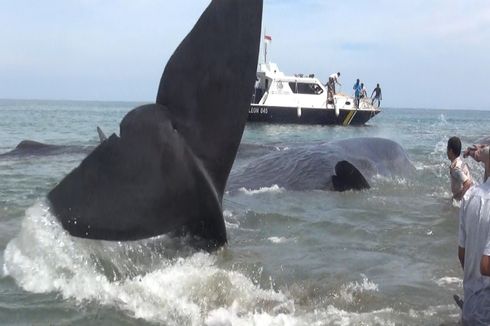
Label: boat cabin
xmin=249 ymin=62 xmax=380 ymax=125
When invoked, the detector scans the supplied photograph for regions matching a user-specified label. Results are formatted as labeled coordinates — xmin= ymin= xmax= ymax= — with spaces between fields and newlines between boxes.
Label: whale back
xmin=0 ymin=140 xmax=91 ymax=157
xmin=227 ymin=137 xmax=414 ymax=192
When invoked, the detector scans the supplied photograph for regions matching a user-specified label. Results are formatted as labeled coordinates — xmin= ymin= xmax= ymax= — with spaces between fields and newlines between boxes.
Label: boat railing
xmin=359 ymin=98 xmax=380 ymax=110
xmin=259 ymin=91 xmax=269 ymax=105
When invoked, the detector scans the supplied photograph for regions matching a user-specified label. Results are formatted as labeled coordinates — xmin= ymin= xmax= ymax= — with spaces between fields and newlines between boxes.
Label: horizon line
xmin=0 ymin=97 xmax=488 ymax=112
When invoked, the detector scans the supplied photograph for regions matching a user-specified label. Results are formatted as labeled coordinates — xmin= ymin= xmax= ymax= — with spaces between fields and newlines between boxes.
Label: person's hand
xmin=464 ymin=144 xmax=488 ymax=162
xmin=463 ymin=145 xmax=477 ymax=158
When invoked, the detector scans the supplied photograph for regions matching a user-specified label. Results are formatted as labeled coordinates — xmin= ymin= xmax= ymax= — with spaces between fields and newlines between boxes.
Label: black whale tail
xmin=332 ymin=160 xmax=371 ymax=192
xmin=47 ymin=0 xmax=263 ymax=249
xmin=157 ymin=0 xmax=263 ymax=197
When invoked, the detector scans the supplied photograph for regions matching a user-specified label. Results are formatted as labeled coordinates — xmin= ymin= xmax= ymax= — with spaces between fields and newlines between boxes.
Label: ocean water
xmin=1 ymin=99 xmax=489 ymax=325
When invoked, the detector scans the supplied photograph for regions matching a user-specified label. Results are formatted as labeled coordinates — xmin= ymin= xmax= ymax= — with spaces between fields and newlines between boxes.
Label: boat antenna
xmin=264 ymin=36 xmax=267 ymax=64
xmin=263 ymin=30 xmax=271 ymax=64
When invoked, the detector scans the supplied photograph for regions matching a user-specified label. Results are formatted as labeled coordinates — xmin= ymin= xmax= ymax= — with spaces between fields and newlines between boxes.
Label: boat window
xmin=288 ymin=82 xmax=323 ymax=95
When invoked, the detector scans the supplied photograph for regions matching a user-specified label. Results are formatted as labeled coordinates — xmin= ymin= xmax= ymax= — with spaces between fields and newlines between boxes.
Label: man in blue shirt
xmin=353 ymin=79 xmax=361 ymax=108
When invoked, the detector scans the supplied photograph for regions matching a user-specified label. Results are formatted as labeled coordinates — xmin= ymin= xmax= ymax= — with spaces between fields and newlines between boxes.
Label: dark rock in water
xmin=47 ymin=0 xmax=263 ymax=249
xmin=228 ymin=137 xmax=415 ymax=192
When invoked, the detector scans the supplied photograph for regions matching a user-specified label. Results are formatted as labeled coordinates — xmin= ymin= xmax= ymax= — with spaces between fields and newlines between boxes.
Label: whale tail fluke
xmin=156 ymin=0 xmax=263 ymax=196
xmin=47 ymin=0 xmax=263 ymax=249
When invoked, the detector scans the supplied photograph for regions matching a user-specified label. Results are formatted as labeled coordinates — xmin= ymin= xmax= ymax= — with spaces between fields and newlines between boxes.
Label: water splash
xmin=435 ymin=277 xmax=462 ymax=287
xmin=238 ymin=185 xmax=285 ymax=196
xmin=336 ymin=274 xmax=379 ymax=304
xmin=3 ymin=202 xmax=293 ymax=325
xmin=268 ymin=237 xmax=290 ymax=244
xmin=2 ymin=202 xmax=461 ymax=325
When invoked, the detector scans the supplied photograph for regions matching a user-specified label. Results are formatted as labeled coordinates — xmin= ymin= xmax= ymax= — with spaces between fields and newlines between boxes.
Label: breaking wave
xmin=238 ymin=185 xmax=285 ymax=195
xmin=2 ymin=202 xmax=460 ymax=325
xmin=2 ymin=202 xmax=293 ymax=325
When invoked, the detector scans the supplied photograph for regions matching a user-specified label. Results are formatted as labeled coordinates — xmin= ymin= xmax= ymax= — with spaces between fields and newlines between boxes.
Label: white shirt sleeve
xmin=484 ymin=201 xmax=490 ymax=256
xmin=458 ymin=199 xmax=466 ymax=248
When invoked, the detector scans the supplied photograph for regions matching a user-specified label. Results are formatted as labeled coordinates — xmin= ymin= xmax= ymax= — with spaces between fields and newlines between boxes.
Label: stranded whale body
xmin=0 ymin=126 xmax=107 ymax=158
xmin=47 ymin=0 xmax=263 ymax=249
xmin=228 ymin=137 xmax=415 ymax=192
xmin=0 ymin=140 xmax=92 ymax=157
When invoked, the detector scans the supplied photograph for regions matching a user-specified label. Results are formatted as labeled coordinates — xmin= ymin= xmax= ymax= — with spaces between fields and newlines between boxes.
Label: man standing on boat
xmin=353 ymin=79 xmax=361 ymax=108
xmin=360 ymin=83 xmax=367 ymax=100
xmin=326 ymin=77 xmax=335 ymax=105
xmin=329 ymin=72 xmax=341 ymax=94
xmin=371 ymin=83 xmax=382 ymax=107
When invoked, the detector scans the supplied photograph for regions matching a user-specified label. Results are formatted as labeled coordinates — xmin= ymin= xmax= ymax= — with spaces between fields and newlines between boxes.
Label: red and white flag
xmin=264 ymin=35 xmax=272 ymax=43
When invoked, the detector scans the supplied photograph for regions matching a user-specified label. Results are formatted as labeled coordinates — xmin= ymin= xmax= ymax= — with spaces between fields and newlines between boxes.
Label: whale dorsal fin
xmin=96 ymin=126 xmax=107 ymax=143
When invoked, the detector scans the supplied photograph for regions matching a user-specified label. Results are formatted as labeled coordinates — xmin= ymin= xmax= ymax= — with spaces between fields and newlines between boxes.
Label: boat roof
xmin=258 ymin=62 xmax=323 ymax=84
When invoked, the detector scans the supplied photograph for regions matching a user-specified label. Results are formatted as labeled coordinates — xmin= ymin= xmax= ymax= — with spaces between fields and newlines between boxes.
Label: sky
xmin=1 ymin=0 xmax=490 ymax=109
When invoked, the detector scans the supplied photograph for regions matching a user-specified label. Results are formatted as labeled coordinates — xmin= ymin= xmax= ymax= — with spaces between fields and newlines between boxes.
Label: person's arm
xmin=452 ymin=167 xmax=472 ymax=200
xmin=463 ymin=145 xmax=479 ymax=159
xmin=463 ymin=144 xmax=486 ymax=160
xmin=459 ymin=246 xmax=465 ymax=270
xmin=371 ymin=89 xmax=375 ymax=98
xmin=481 ymin=255 xmax=490 ymax=276
xmin=481 ymin=229 xmax=490 ymax=275
xmin=454 ymin=179 xmax=473 ymax=200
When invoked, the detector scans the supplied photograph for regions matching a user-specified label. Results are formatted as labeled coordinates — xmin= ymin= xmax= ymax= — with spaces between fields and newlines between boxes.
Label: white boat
xmin=249 ymin=62 xmax=381 ymax=125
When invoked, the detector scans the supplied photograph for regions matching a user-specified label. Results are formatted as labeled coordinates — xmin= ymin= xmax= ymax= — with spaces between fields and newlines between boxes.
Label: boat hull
xmin=248 ymin=105 xmax=380 ymax=125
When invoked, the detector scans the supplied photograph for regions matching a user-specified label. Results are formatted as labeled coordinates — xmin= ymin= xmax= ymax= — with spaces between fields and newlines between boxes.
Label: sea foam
xmin=238 ymin=185 xmax=285 ymax=195
xmin=3 ymin=202 xmax=295 ymax=325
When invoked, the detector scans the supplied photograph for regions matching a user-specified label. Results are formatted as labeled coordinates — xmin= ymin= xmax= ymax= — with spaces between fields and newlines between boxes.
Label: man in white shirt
xmin=447 ymin=137 xmax=473 ymax=202
xmin=459 ymin=179 xmax=490 ymax=324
